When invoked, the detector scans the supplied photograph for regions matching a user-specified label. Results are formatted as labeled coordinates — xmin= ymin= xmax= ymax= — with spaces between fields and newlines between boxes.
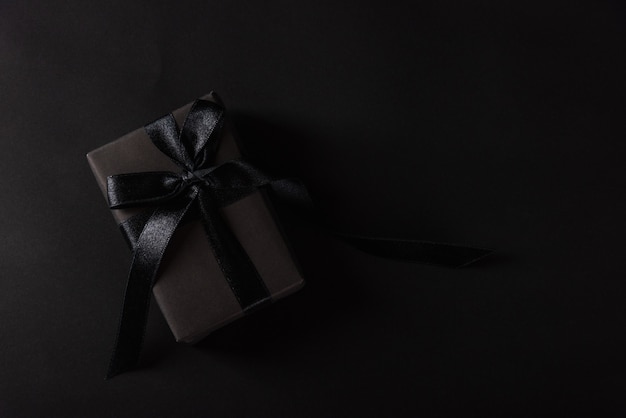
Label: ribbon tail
xmin=267 ymin=179 xmax=492 ymax=267
xmin=106 ymin=191 xmax=197 ymax=379
xmin=335 ymin=233 xmax=493 ymax=268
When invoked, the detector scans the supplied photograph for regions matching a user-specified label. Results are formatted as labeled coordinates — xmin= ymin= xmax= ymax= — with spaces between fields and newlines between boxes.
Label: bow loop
xmin=144 ymin=114 xmax=193 ymax=171
xmin=107 ymin=171 xmax=187 ymax=209
xmin=143 ymin=99 xmax=225 ymax=172
xmin=179 ymin=99 xmax=225 ymax=168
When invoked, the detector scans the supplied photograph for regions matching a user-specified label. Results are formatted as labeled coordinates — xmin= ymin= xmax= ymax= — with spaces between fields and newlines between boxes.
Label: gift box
xmin=87 ymin=92 xmax=304 ymax=356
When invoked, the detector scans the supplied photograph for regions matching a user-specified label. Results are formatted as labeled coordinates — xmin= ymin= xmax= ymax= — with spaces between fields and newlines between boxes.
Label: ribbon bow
xmin=106 ymin=98 xmax=277 ymax=378
xmin=104 ymin=95 xmax=492 ymax=379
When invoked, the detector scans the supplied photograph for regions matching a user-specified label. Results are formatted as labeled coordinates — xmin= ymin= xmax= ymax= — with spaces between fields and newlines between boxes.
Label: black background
xmin=1 ymin=1 xmax=625 ymax=416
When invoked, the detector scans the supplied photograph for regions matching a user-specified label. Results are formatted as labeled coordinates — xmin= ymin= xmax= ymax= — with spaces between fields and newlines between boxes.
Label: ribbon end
xmin=105 ymin=367 xmax=119 ymax=380
xmin=105 ymin=335 xmax=143 ymax=380
xmin=105 ymin=359 xmax=125 ymax=380
xmin=105 ymin=354 xmax=136 ymax=380
xmin=455 ymin=247 xmax=494 ymax=268
xmin=339 ymin=234 xmax=494 ymax=268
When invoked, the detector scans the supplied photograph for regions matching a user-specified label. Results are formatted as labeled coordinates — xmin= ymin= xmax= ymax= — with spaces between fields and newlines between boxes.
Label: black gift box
xmin=87 ymin=92 xmax=305 ymax=344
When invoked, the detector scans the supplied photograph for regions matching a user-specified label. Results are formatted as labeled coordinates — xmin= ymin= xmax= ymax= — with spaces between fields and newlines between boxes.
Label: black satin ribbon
xmin=105 ymin=97 xmax=492 ymax=379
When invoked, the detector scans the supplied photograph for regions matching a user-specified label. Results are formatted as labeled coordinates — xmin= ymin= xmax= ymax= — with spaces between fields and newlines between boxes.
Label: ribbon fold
xmin=104 ymin=95 xmax=492 ymax=379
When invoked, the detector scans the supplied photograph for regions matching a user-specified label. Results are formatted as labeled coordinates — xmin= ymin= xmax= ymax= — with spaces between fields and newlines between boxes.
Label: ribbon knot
xmin=180 ymin=169 xmax=206 ymax=187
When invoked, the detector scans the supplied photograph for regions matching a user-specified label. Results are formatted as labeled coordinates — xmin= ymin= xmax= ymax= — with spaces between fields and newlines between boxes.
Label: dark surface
xmin=1 ymin=1 xmax=625 ymax=416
